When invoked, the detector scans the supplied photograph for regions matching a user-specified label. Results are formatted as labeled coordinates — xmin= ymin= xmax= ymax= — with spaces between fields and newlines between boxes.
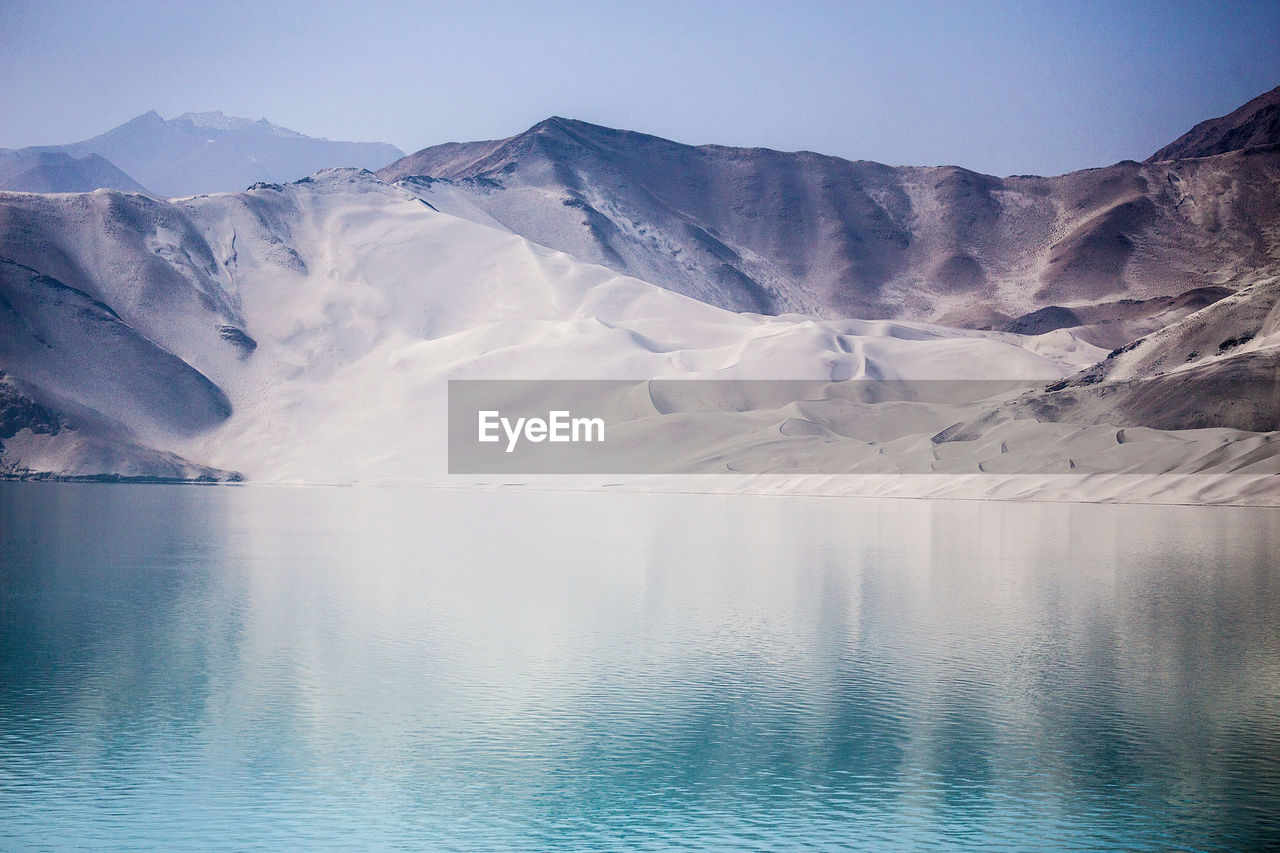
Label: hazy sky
xmin=2 ymin=0 xmax=1277 ymax=176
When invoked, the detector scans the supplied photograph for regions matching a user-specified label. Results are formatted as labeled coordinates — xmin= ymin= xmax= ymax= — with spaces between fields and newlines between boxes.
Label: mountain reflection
xmin=2 ymin=484 xmax=1277 ymax=849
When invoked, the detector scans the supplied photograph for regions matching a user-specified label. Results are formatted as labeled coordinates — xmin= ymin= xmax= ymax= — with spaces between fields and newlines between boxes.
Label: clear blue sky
xmin=2 ymin=0 xmax=1277 ymax=176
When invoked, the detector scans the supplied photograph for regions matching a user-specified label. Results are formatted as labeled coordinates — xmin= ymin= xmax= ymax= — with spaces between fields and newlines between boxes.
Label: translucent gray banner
xmin=447 ymin=377 xmax=1280 ymax=476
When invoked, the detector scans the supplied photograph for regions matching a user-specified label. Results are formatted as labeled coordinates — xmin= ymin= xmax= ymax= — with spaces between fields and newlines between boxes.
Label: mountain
xmin=0 ymin=171 xmax=1275 ymax=502
xmin=0 ymin=150 xmax=147 ymax=194
xmin=2 ymin=90 xmax=1279 ymax=500
xmin=15 ymin=111 xmax=404 ymax=197
xmin=379 ymin=115 xmax=1280 ymax=324
xmin=0 ymin=170 xmax=1084 ymax=478
xmin=933 ymin=269 xmax=1280 ymax=450
xmin=1148 ymin=85 xmax=1280 ymax=161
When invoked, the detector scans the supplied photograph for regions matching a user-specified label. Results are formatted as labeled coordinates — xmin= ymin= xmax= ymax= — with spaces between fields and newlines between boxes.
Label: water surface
xmin=1 ymin=484 xmax=1278 ymax=849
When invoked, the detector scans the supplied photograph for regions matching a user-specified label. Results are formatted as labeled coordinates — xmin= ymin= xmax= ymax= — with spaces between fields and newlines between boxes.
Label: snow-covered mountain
xmin=4 ymin=111 xmax=404 ymax=197
xmin=379 ymin=114 xmax=1280 ymax=327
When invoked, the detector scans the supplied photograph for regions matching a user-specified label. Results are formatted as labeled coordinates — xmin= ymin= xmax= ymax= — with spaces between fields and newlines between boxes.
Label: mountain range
xmin=0 ymin=87 xmax=1277 ymax=502
xmin=0 ymin=111 xmax=404 ymax=196
xmin=379 ymin=87 xmax=1280 ymax=331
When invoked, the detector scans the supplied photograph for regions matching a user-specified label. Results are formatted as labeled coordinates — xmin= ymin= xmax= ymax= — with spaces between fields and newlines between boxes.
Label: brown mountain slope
xmin=1148 ymin=85 xmax=1280 ymax=162
xmin=380 ymin=116 xmax=1280 ymax=322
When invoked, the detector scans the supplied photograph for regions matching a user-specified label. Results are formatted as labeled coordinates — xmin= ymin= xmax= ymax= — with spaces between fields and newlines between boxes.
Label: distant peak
xmin=161 ymin=111 xmax=309 ymax=139
xmin=518 ymin=116 xmax=634 ymax=147
xmin=527 ymin=116 xmax=597 ymax=134
xmin=123 ymin=109 xmax=166 ymax=126
xmin=173 ymin=111 xmax=257 ymax=131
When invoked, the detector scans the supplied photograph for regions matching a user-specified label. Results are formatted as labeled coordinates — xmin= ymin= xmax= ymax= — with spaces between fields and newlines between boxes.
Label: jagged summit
xmin=173 ymin=110 xmax=258 ymax=132
xmin=171 ymin=111 xmax=308 ymax=139
xmin=0 ymin=111 xmax=404 ymax=197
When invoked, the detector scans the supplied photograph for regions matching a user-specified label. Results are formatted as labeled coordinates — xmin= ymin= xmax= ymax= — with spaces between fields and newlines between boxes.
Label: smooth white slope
xmin=6 ymin=170 xmax=1272 ymax=501
xmin=166 ymin=171 xmax=1104 ymax=483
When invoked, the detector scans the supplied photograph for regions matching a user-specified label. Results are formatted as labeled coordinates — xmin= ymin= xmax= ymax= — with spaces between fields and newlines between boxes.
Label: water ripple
xmin=1 ymin=484 xmax=1278 ymax=850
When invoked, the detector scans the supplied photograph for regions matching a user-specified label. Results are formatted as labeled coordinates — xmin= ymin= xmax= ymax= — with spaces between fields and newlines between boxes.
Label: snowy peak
xmin=1149 ymin=84 xmax=1280 ymax=161
xmin=171 ymin=111 xmax=307 ymax=139
xmin=4 ymin=111 xmax=405 ymax=197
xmin=172 ymin=111 xmax=258 ymax=132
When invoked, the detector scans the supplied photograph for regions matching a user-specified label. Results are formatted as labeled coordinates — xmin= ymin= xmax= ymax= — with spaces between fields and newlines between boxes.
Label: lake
xmin=1 ymin=483 xmax=1278 ymax=850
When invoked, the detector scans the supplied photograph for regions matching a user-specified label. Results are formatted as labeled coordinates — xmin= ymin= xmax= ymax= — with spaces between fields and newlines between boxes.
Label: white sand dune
xmin=1 ymin=170 xmax=1276 ymax=504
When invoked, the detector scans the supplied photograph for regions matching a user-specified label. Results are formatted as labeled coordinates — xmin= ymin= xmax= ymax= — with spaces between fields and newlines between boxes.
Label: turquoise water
xmin=1 ymin=483 xmax=1278 ymax=850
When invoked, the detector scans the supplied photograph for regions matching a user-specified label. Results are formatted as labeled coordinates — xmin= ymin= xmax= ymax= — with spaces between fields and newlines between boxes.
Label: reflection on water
xmin=1 ymin=483 xmax=1278 ymax=850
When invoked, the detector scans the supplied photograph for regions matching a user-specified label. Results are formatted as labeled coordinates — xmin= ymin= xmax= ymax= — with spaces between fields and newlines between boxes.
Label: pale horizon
xmin=2 ymin=0 xmax=1278 ymax=176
